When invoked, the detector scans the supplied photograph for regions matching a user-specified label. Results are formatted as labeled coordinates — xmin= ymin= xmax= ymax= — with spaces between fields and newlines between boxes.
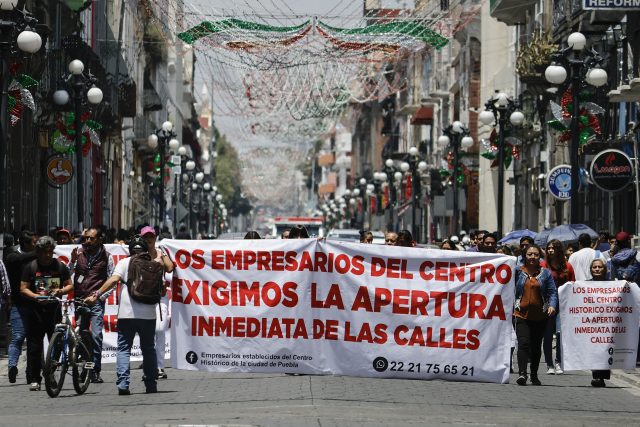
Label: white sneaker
xmin=546 ymin=366 xmax=555 ymax=375
xmin=554 ymin=362 xmax=564 ymax=375
xmin=29 ymin=382 xmax=41 ymax=391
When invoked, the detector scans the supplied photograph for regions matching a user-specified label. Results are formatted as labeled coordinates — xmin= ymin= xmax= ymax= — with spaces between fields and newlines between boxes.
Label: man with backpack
xmin=84 ymin=237 xmax=165 ymax=395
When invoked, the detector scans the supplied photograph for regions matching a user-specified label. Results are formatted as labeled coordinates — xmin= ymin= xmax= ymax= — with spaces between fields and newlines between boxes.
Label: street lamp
xmin=148 ymin=121 xmax=177 ymax=227
xmin=54 ymin=59 xmax=103 ymax=231
xmin=439 ymin=122 xmax=473 ymax=234
xmin=545 ymin=31 xmax=608 ymax=224
xmin=404 ymin=146 xmax=430 ymax=242
xmin=0 ymin=2 xmax=41 ymax=230
xmin=479 ymin=93 xmax=524 ymax=237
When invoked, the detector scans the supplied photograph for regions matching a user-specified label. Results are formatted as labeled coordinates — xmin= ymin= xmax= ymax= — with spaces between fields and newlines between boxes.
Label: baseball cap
xmin=140 ymin=226 xmax=156 ymax=237
xmin=450 ymin=235 xmax=459 ymax=243
xmin=615 ymin=231 xmax=631 ymax=242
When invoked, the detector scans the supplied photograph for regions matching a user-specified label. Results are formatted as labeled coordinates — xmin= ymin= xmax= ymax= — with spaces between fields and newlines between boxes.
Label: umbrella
xmin=534 ymin=224 xmax=598 ymax=246
xmin=498 ymin=229 xmax=537 ymax=245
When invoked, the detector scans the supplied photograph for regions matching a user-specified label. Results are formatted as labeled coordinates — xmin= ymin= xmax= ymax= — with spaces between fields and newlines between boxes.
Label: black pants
xmin=515 ymin=317 xmax=548 ymax=377
xmin=26 ymin=306 xmax=58 ymax=384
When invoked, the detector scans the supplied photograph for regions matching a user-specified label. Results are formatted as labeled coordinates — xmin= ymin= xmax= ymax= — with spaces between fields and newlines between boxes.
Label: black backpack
xmin=126 ymin=253 xmax=164 ymax=304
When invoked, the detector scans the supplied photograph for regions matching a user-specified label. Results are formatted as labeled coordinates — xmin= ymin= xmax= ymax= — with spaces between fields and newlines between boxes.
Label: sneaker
xmin=118 ymin=388 xmax=130 ymax=395
xmin=554 ymin=362 xmax=564 ymax=375
xmin=90 ymin=372 xmax=104 ymax=383
xmin=8 ymin=366 xmax=17 ymax=384
xmin=516 ymin=375 xmax=527 ymax=386
xmin=546 ymin=366 xmax=555 ymax=375
xmin=145 ymin=387 xmax=158 ymax=393
xmin=530 ymin=376 xmax=542 ymax=386
xmin=591 ymin=379 xmax=606 ymax=388
xmin=157 ymin=369 xmax=167 ymax=379
xmin=29 ymin=382 xmax=41 ymax=391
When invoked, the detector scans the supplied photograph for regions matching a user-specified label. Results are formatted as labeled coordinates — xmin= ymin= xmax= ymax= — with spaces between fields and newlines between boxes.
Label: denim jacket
xmin=515 ymin=267 xmax=559 ymax=310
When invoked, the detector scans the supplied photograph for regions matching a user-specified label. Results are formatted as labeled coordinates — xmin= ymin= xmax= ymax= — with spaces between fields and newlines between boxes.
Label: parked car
xmin=326 ymin=229 xmax=385 ymax=244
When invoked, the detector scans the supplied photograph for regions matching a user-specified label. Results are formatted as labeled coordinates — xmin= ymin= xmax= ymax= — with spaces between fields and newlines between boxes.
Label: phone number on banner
xmin=372 ymin=357 xmax=475 ymax=377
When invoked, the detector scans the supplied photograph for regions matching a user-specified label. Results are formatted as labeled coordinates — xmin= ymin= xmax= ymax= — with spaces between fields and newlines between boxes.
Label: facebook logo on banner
xmin=584 ymin=0 xmax=640 ymax=9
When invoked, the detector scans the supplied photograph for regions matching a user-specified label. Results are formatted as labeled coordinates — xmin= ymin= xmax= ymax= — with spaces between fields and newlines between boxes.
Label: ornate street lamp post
xmin=148 ymin=121 xmax=177 ymax=227
xmin=401 ymin=147 xmax=428 ymax=242
xmin=438 ymin=122 xmax=474 ymax=235
xmin=0 ymin=1 xmax=41 ymax=231
xmin=544 ymin=31 xmax=608 ymax=224
xmin=479 ymin=93 xmax=524 ymax=238
xmin=53 ymin=59 xmax=103 ymax=231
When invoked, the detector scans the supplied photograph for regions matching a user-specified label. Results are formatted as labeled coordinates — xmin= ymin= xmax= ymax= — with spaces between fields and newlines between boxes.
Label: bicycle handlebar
xmin=34 ymin=296 xmax=90 ymax=308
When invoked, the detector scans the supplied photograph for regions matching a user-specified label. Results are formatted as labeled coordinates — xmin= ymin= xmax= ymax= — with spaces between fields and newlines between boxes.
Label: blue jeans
xmin=8 ymin=305 xmax=32 ymax=371
xmin=116 ymin=318 xmax=157 ymax=392
xmin=77 ymin=302 xmax=105 ymax=374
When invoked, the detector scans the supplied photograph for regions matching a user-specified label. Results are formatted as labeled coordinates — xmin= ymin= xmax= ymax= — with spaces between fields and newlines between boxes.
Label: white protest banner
xmin=163 ymin=239 xmax=516 ymax=384
xmin=54 ymin=244 xmax=171 ymax=363
xmin=559 ymin=280 xmax=640 ymax=370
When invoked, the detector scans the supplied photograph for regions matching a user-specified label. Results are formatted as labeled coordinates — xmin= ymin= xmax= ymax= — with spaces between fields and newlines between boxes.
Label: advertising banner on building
xmin=54 ymin=244 xmax=171 ymax=363
xmin=559 ymin=280 xmax=640 ymax=370
xmin=162 ymin=239 xmax=516 ymax=384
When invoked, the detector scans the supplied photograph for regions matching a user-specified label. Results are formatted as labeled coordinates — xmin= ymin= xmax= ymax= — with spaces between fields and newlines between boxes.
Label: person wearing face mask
xmin=69 ymin=227 xmax=114 ymax=384
xmin=514 ymin=245 xmax=558 ymax=386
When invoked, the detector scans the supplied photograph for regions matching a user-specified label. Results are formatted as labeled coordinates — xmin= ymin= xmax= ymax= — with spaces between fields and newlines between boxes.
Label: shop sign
xmin=546 ymin=164 xmax=573 ymax=200
xmin=583 ymin=0 xmax=640 ymax=10
xmin=46 ymin=156 xmax=74 ymax=188
xmin=589 ymin=149 xmax=634 ymax=192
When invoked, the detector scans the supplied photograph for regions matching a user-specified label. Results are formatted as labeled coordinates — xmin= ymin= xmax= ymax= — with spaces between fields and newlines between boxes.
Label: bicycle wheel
xmin=44 ymin=331 xmax=68 ymax=398
xmin=72 ymin=341 xmax=92 ymax=395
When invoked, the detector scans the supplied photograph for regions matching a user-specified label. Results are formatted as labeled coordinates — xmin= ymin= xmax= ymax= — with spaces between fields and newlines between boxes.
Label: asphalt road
xmin=1 ymin=356 xmax=639 ymax=427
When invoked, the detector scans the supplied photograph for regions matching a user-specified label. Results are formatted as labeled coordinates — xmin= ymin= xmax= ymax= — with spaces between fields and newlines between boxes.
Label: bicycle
xmin=40 ymin=296 xmax=94 ymax=397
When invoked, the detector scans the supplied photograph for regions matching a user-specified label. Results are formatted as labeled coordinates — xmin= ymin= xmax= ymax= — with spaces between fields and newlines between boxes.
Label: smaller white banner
xmin=559 ymin=280 xmax=640 ymax=371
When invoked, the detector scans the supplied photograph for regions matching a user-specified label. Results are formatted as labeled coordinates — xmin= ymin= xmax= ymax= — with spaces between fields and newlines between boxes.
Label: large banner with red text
xmin=559 ymin=280 xmax=640 ymax=371
xmin=162 ymin=239 xmax=516 ymax=384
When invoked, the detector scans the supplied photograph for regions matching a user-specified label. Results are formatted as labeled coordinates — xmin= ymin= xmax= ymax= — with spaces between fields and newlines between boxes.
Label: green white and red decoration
xmin=440 ymin=151 xmax=471 ymax=184
xmin=547 ymin=88 xmax=604 ymax=148
xmin=51 ymin=112 xmax=102 ymax=155
xmin=7 ymin=73 xmax=38 ymax=125
xmin=481 ymin=128 xmax=522 ymax=169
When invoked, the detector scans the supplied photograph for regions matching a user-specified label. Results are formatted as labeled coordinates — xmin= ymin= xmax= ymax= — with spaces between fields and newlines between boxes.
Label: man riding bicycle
xmin=19 ymin=236 xmax=73 ymax=391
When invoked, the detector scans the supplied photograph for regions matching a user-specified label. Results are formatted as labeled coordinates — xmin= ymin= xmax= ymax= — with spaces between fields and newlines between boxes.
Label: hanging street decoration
xmin=7 ymin=73 xmax=38 ymax=125
xmin=440 ymin=151 xmax=471 ymax=185
xmin=50 ymin=112 xmax=102 ymax=155
xmin=481 ymin=129 xmax=522 ymax=169
xmin=547 ymin=88 xmax=604 ymax=149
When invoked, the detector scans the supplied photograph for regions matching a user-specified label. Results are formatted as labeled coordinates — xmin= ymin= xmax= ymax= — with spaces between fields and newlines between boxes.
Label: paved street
xmin=1 ymin=356 xmax=639 ymax=427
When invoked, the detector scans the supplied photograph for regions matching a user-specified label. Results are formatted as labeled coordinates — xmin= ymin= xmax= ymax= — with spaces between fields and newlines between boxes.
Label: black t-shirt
xmin=21 ymin=259 xmax=70 ymax=307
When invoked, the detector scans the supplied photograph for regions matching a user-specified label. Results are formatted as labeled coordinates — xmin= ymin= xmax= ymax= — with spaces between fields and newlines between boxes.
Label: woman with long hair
xmin=514 ymin=245 xmax=558 ymax=386
xmin=541 ymin=239 xmax=575 ymax=375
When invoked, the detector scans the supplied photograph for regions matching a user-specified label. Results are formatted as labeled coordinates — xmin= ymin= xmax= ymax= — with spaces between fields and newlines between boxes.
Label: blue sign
xmin=547 ymin=165 xmax=572 ymax=201
xmin=584 ymin=0 xmax=640 ymax=10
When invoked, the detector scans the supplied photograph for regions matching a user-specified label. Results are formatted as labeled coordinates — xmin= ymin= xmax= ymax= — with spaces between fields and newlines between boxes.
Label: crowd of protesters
xmin=1 ymin=223 xmax=638 ymax=394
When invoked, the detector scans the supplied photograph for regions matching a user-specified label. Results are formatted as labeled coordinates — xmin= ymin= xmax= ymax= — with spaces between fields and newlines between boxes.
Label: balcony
xmin=489 ymin=0 xmax=537 ymax=26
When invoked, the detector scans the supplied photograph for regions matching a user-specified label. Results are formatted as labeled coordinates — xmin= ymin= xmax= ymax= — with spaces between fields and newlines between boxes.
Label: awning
xmin=410 ymin=106 xmax=434 ymax=125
